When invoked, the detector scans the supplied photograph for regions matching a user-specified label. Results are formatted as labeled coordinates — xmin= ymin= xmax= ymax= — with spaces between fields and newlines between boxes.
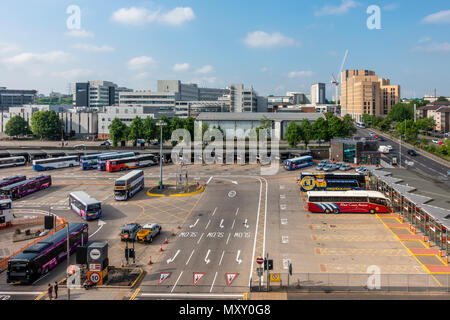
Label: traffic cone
xmin=148 ymin=256 xmax=153 ymax=265
xmin=427 ymin=241 xmax=430 ymax=248
xmin=160 ymin=242 xmax=163 ymax=252
xmin=164 ymin=238 xmax=168 ymax=244
xmin=445 ymin=257 xmax=448 ymax=265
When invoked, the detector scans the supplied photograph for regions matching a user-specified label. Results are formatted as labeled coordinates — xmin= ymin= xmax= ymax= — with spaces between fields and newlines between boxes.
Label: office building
xmin=417 ymin=101 xmax=450 ymax=133
xmin=311 ymin=83 xmax=326 ymax=105
xmin=0 ymin=87 xmax=38 ymax=109
xmin=340 ymin=70 xmax=400 ymax=122
xmin=74 ymin=81 xmax=132 ymax=108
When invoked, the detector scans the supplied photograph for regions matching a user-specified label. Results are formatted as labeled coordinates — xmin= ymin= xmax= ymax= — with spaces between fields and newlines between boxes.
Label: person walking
xmin=47 ymin=283 xmax=53 ymax=300
xmin=54 ymin=281 xmax=59 ymax=299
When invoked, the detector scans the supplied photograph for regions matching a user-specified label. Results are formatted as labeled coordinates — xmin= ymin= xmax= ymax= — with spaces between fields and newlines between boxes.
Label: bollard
xmin=401 ymin=217 xmax=404 ymax=223
xmin=148 ymin=256 xmax=153 ymax=265
xmin=413 ymin=227 xmax=416 ymax=234
xmin=427 ymin=241 xmax=430 ymax=248
xmin=296 ymin=280 xmax=301 ymax=289
xmin=439 ymin=251 xmax=442 ymax=258
xmin=445 ymin=256 xmax=448 ymax=265
xmin=422 ymin=236 xmax=426 ymax=242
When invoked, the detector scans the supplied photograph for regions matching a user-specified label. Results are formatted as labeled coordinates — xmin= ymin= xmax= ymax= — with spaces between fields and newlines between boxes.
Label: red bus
xmin=105 ymin=155 xmax=157 ymax=172
xmin=306 ymin=190 xmax=391 ymax=214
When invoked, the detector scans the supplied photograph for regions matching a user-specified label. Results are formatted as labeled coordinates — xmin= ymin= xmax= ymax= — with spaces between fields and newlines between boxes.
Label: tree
xmin=109 ymin=118 xmax=128 ymax=147
xmin=395 ymin=120 xmax=418 ymax=141
xmin=285 ymin=121 xmax=302 ymax=148
xmin=342 ymin=114 xmax=356 ymax=135
xmin=5 ymin=115 xmax=30 ymax=137
xmin=299 ymin=119 xmax=313 ymax=148
xmin=128 ymin=116 xmax=144 ymax=146
xmin=30 ymin=110 xmax=63 ymax=140
xmin=416 ymin=117 xmax=435 ymax=132
xmin=327 ymin=116 xmax=345 ymax=138
xmin=388 ymin=103 xmax=414 ymax=122
xmin=312 ymin=117 xmax=329 ymax=143
xmin=437 ymin=96 xmax=448 ymax=102
xmin=183 ymin=117 xmax=195 ymax=140
xmin=201 ymin=122 xmax=209 ymax=138
xmin=143 ymin=117 xmax=157 ymax=143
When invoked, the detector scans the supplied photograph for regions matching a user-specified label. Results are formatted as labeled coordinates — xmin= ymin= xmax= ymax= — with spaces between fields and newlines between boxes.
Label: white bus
xmin=114 ymin=170 xmax=144 ymax=201
xmin=356 ymin=121 xmax=366 ymax=129
xmin=69 ymin=191 xmax=102 ymax=221
xmin=0 ymin=156 xmax=26 ymax=169
xmin=0 ymin=199 xmax=13 ymax=226
xmin=32 ymin=156 xmax=80 ymax=171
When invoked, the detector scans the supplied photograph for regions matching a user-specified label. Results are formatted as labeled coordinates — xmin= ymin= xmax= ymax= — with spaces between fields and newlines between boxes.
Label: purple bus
xmin=7 ymin=223 xmax=88 ymax=284
xmin=0 ymin=175 xmax=51 ymax=200
xmin=0 ymin=175 xmax=26 ymax=189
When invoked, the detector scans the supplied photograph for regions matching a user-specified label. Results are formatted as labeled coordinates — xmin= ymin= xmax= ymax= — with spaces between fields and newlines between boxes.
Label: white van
xmin=378 ymin=146 xmax=390 ymax=154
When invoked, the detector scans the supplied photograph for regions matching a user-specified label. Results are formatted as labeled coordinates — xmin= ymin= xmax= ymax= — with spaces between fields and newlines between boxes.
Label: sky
xmin=0 ymin=0 xmax=449 ymax=99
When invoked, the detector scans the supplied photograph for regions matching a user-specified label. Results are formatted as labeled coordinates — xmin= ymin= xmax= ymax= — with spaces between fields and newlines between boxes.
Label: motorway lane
xmin=138 ymin=175 xmax=262 ymax=296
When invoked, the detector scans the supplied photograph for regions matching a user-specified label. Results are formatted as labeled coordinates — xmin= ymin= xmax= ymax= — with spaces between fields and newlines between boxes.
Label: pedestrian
xmin=47 ymin=283 xmax=53 ymax=300
xmin=54 ymin=281 xmax=58 ymax=299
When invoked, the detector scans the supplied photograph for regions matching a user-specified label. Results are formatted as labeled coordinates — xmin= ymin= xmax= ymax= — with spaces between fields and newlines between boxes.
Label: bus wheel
xmin=370 ymin=209 xmax=376 ymax=214
xmin=44 ymin=267 xmax=49 ymax=274
xmin=333 ymin=209 xmax=339 ymax=214
xmin=325 ymin=209 xmax=331 ymax=214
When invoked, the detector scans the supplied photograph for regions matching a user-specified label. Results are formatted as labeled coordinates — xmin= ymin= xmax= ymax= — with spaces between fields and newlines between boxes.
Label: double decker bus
xmin=7 ymin=223 xmax=88 ymax=284
xmin=0 ymin=175 xmax=27 ymax=189
xmin=300 ymin=172 xmax=367 ymax=192
xmin=114 ymin=170 xmax=144 ymax=201
xmin=0 ymin=175 xmax=51 ymax=200
xmin=32 ymin=156 xmax=79 ymax=171
xmin=0 ymin=156 xmax=27 ymax=169
xmin=106 ymin=154 xmax=156 ymax=172
xmin=283 ymin=156 xmax=314 ymax=171
xmin=97 ymin=152 xmax=135 ymax=171
xmin=306 ymin=190 xmax=391 ymax=214
xmin=80 ymin=152 xmax=118 ymax=170
xmin=0 ymin=199 xmax=13 ymax=226
xmin=69 ymin=191 xmax=102 ymax=221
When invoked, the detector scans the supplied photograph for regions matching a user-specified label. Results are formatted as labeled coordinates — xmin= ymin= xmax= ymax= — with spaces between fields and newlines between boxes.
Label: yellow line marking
xmin=130 ymin=288 xmax=141 ymax=300
xmin=35 ymin=291 xmax=47 ymax=300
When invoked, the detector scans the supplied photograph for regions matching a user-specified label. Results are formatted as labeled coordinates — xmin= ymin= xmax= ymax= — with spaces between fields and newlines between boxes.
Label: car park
xmin=356 ymin=166 xmax=369 ymax=174
xmin=339 ymin=164 xmax=352 ymax=171
xmin=136 ymin=223 xmax=162 ymax=243
xmin=323 ymin=164 xmax=338 ymax=172
xmin=120 ymin=223 xmax=142 ymax=242
xmin=407 ymin=149 xmax=418 ymax=156
xmin=335 ymin=162 xmax=345 ymax=169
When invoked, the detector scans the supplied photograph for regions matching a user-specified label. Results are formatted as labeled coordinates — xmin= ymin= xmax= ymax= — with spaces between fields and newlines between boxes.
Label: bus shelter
xmin=420 ymin=204 xmax=450 ymax=252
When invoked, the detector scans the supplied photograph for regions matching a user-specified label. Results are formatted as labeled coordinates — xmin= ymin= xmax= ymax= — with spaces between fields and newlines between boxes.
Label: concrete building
xmin=341 ymin=70 xmax=400 ymax=122
xmin=175 ymin=101 xmax=230 ymax=118
xmin=417 ymin=101 xmax=450 ymax=133
xmin=0 ymin=87 xmax=38 ymax=109
xmin=195 ymin=112 xmax=325 ymax=140
xmin=74 ymin=81 xmax=132 ymax=108
xmin=330 ymin=137 xmax=380 ymax=165
xmin=423 ymin=95 xmax=450 ymax=103
xmin=157 ymin=80 xmax=229 ymax=102
xmin=311 ymin=83 xmax=326 ymax=105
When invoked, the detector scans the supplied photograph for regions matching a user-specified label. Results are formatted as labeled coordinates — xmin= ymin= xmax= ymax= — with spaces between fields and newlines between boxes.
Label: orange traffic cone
xmin=160 ymin=243 xmax=163 ymax=252
xmin=445 ymin=256 xmax=448 ymax=265
xmin=148 ymin=256 xmax=153 ymax=265
xmin=164 ymin=238 xmax=168 ymax=244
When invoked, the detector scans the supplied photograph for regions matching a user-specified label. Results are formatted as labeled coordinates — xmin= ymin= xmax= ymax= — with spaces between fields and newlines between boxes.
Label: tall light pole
xmin=157 ymin=120 xmax=167 ymax=190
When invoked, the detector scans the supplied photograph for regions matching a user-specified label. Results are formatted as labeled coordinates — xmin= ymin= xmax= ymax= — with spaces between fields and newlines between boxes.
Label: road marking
xmin=0 ymin=292 xmax=42 ymax=295
xmin=186 ymin=249 xmax=195 ymax=266
xmin=189 ymin=219 xmax=199 ymax=229
xmin=205 ymin=220 xmax=211 ymax=230
xmin=166 ymin=250 xmax=180 ymax=264
xmin=210 ymin=271 xmax=218 ymax=293
xmin=236 ymin=250 xmax=243 ymax=264
xmin=281 ymin=219 xmax=288 ymax=225
xmin=280 ymin=204 xmax=286 ymax=210
xmin=170 ymin=271 xmax=183 ymax=293
xmin=231 ymin=219 xmax=236 ymax=230
xmin=282 ymin=236 xmax=289 ymax=244
xmin=206 ymin=176 xmax=213 ymax=184
xmin=226 ymin=233 xmax=231 ymax=245
xmin=204 ymin=249 xmax=211 ymax=264
xmin=219 ymin=250 xmax=225 ymax=266
xmin=280 ymin=194 xmax=286 ymax=199
xmin=197 ymin=233 xmax=204 ymax=244
xmin=243 ymin=219 xmax=249 ymax=229
xmin=140 ymin=293 xmax=243 ymax=299
xmin=211 ymin=207 xmax=218 ymax=216
xmin=129 ymin=288 xmax=140 ymax=300
xmin=228 ymin=191 xmax=237 ymax=198
xmin=235 ymin=208 xmax=240 ymax=216
xmin=219 ymin=219 xmax=224 ymax=228
xmin=89 ymin=220 xmax=106 ymax=239
xmin=249 ymin=177 xmax=263 ymax=286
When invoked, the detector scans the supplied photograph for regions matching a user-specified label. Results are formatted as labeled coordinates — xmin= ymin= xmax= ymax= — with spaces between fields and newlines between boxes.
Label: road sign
xmin=158 ymin=272 xmax=171 ymax=285
xmin=226 ymin=273 xmax=238 ymax=286
xmin=89 ymin=272 xmax=101 ymax=284
xmin=270 ymin=273 xmax=280 ymax=282
xmin=256 ymin=257 xmax=264 ymax=265
xmin=257 ymin=268 xmax=264 ymax=277
xmin=89 ymin=264 xmax=101 ymax=271
xmin=193 ymin=273 xmax=205 ymax=286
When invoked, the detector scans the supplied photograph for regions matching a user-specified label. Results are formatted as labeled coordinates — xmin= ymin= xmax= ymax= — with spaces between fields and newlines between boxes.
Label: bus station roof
xmin=420 ymin=204 xmax=450 ymax=229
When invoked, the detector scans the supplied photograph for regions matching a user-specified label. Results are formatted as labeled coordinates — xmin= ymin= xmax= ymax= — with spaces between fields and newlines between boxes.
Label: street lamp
xmin=157 ymin=120 xmax=167 ymax=190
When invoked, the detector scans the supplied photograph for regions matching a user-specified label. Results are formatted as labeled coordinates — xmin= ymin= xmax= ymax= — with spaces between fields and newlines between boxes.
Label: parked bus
xmin=0 ymin=175 xmax=51 ymax=200
xmin=80 ymin=152 xmax=118 ymax=170
xmin=97 ymin=152 xmax=135 ymax=171
xmin=300 ymin=172 xmax=367 ymax=192
xmin=356 ymin=121 xmax=366 ymax=129
xmin=114 ymin=170 xmax=144 ymax=201
xmin=0 ymin=199 xmax=13 ymax=226
xmin=0 ymin=156 xmax=26 ymax=169
xmin=306 ymin=190 xmax=391 ymax=214
xmin=283 ymin=156 xmax=314 ymax=171
xmin=7 ymin=223 xmax=88 ymax=284
xmin=32 ymin=156 xmax=79 ymax=171
xmin=0 ymin=175 xmax=27 ymax=189
xmin=106 ymin=154 xmax=157 ymax=172
xmin=69 ymin=191 xmax=102 ymax=221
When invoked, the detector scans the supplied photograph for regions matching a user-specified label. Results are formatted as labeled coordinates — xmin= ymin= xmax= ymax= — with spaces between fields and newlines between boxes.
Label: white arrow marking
xmin=243 ymin=219 xmax=249 ymax=229
xmin=219 ymin=219 xmax=224 ymax=228
xmin=205 ymin=250 xmax=211 ymax=264
xmin=232 ymin=180 xmax=238 ymax=185
xmin=89 ymin=220 xmax=106 ymax=238
xmin=166 ymin=250 xmax=180 ymax=264
xmin=236 ymin=250 xmax=242 ymax=264
xmin=228 ymin=191 xmax=236 ymax=198
xmin=189 ymin=219 xmax=199 ymax=229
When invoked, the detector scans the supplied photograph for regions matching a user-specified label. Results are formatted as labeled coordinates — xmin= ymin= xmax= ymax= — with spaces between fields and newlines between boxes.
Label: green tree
xmin=30 ymin=110 xmax=63 ymax=140
xmin=342 ymin=114 xmax=356 ymax=135
xmin=416 ymin=117 xmax=435 ymax=131
xmin=183 ymin=117 xmax=195 ymax=140
xmin=143 ymin=117 xmax=157 ymax=143
xmin=395 ymin=120 xmax=418 ymax=141
xmin=437 ymin=96 xmax=448 ymax=102
xmin=201 ymin=122 xmax=209 ymax=138
xmin=285 ymin=121 xmax=302 ymax=148
xmin=312 ymin=117 xmax=329 ymax=143
xmin=109 ymin=118 xmax=128 ymax=147
xmin=5 ymin=115 xmax=30 ymax=137
xmin=299 ymin=119 xmax=313 ymax=148
xmin=388 ymin=103 xmax=414 ymax=122
xmin=327 ymin=116 xmax=345 ymax=138
xmin=128 ymin=116 xmax=144 ymax=146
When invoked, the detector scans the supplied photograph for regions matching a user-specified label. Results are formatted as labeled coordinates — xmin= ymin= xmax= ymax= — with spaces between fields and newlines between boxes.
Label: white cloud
xmin=195 ymin=65 xmax=214 ymax=74
xmin=413 ymin=42 xmax=450 ymax=53
xmin=417 ymin=37 xmax=432 ymax=43
xmin=3 ymin=51 xmax=70 ymax=67
xmin=51 ymin=69 xmax=93 ymax=80
xmin=422 ymin=10 xmax=450 ymax=24
xmin=288 ymin=70 xmax=314 ymax=78
xmin=73 ymin=44 xmax=115 ymax=53
xmin=65 ymin=29 xmax=95 ymax=38
xmin=111 ymin=6 xmax=195 ymax=26
xmin=0 ymin=43 xmax=19 ymax=55
xmin=127 ymin=56 xmax=158 ymax=70
xmin=315 ymin=0 xmax=360 ymax=16
xmin=159 ymin=7 xmax=195 ymax=26
xmin=260 ymin=67 xmax=269 ymax=72
xmin=173 ymin=63 xmax=190 ymax=72
xmin=244 ymin=31 xmax=299 ymax=48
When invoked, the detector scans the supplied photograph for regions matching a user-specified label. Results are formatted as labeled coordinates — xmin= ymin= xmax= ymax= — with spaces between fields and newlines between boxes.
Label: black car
xmin=407 ymin=149 xmax=418 ymax=156
xmin=120 ymin=223 xmax=142 ymax=241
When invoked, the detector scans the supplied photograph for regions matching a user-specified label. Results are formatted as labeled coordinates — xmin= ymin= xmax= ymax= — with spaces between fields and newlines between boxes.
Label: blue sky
xmin=0 ymin=0 xmax=449 ymax=98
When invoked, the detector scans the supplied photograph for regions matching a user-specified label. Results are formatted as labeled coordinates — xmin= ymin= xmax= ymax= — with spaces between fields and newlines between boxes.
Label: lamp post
xmin=157 ymin=120 xmax=167 ymax=190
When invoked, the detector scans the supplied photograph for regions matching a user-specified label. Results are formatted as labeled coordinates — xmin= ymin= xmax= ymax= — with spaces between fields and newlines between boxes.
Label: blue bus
xmin=283 ymin=156 xmax=314 ymax=171
xmin=97 ymin=152 xmax=135 ymax=171
xmin=69 ymin=191 xmax=102 ymax=221
xmin=80 ymin=152 xmax=118 ymax=170
xmin=7 ymin=223 xmax=88 ymax=284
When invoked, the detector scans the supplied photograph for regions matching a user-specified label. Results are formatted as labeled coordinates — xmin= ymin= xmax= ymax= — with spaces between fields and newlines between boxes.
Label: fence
xmin=250 ymin=273 xmax=450 ymax=293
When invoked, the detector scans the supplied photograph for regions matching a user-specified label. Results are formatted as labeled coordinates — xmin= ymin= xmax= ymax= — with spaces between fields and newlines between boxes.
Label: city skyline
xmin=0 ymin=0 xmax=449 ymax=98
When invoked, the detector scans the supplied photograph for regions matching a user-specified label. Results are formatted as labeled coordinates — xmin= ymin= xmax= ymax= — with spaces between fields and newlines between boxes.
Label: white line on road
xmin=235 ymin=208 xmax=240 ymax=216
xmin=206 ymin=176 xmax=213 ymax=184
xmin=189 ymin=219 xmax=199 ymax=229
xmin=218 ymin=250 xmax=225 ymax=266
xmin=226 ymin=233 xmax=231 ymax=245
xmin=231 ymin=219 xmax=236 ymax=230
xmin=171 ymin=271 xmax=184 ymax=293
xmin=0 ymin=292 xmax=42 ymax=295
xmin=166 ymin=250 xmax=180 ymax=264
xmin=197 ymin=233 xmax=204 ymax=244
xmin=211 ymin=207 xmax=218 ymax=216
xmin=219 ymin=219 xmax=224 ymax=228
xmin=140 ymin=293 xmax=243 ymax=299
xmin=236 ymin=250 xmax=242 ymax=264
xmin=205 ymin=220 xmax=211 ymax=230
xmin=185 ymin=250 xmax=195 ymax=266
xmin=210 ymin=271 xmax=218 ymax=293
xmin=249 ymin=178 xmax=263 ymax=287
xmin=204 ymin=249 xmax=211 ymax=264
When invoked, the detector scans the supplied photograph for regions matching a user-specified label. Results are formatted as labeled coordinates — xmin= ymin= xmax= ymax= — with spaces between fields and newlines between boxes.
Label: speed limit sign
xmin=89 ymin=272 xmax=101 ymax=284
